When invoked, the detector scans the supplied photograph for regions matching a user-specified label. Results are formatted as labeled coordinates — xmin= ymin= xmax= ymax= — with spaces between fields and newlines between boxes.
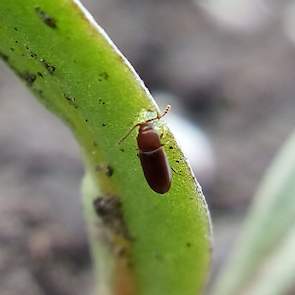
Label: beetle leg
xmin=160 ymin=134 xmax=167 ymax=147
xmin=160 ymin=132 xmax=170 ymax=146
xmin=160 ymin=128 xmax=168 ymax=141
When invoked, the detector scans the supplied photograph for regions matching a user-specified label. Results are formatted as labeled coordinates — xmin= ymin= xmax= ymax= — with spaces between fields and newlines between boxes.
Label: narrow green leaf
xmin=212 ymin=131 xmax=295 ymax=295
xmin=245 ymin=226 xmax=295 ymax=295
xmin=0 ymin=1 xmax=212 ymax=294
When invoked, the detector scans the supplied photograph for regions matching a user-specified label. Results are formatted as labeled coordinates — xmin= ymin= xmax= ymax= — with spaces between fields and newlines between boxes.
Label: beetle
xmin=119 ymin=105 xmax=172 ymax=194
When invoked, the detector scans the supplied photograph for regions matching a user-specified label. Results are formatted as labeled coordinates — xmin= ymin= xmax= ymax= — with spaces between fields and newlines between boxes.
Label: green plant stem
xmin=0 ymin=1 xmax=212 ymax=294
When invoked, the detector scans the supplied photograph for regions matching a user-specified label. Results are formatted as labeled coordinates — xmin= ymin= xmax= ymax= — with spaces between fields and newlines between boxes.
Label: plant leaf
xmin=212 ymin=131 xmax=295 ymax=295
xmin=245 ymin=226 xmax=295 ymax=295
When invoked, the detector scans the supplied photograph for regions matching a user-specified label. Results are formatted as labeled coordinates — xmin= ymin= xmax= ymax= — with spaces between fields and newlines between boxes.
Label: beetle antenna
xmin=118 ymin=105 xmax=171 ymax=145
xmin=159 ymin=104 xmax=171 ymax=119
xmin=145 ymin=104 xmax=171 ymax=124
xmin=118 ymin=122 xmax=141 ymax=144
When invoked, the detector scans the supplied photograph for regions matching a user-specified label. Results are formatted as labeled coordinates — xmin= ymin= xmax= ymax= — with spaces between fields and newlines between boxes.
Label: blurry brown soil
xmin=1 ymin=0 xmax=295 ymax=294
xmin=0 ymin=200 xmax=92 ymax=295
xmin=0 ymin=66 xmax=91 ymax=294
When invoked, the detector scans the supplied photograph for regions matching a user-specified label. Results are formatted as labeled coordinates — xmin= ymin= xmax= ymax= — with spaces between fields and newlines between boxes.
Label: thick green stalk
xmin=0 ymin=1 xmax=212 ymax=294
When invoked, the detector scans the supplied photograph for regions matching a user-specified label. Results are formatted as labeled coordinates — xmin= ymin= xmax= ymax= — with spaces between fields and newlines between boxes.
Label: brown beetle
xmin=119 ymin=105 xmax=172 ymax=194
